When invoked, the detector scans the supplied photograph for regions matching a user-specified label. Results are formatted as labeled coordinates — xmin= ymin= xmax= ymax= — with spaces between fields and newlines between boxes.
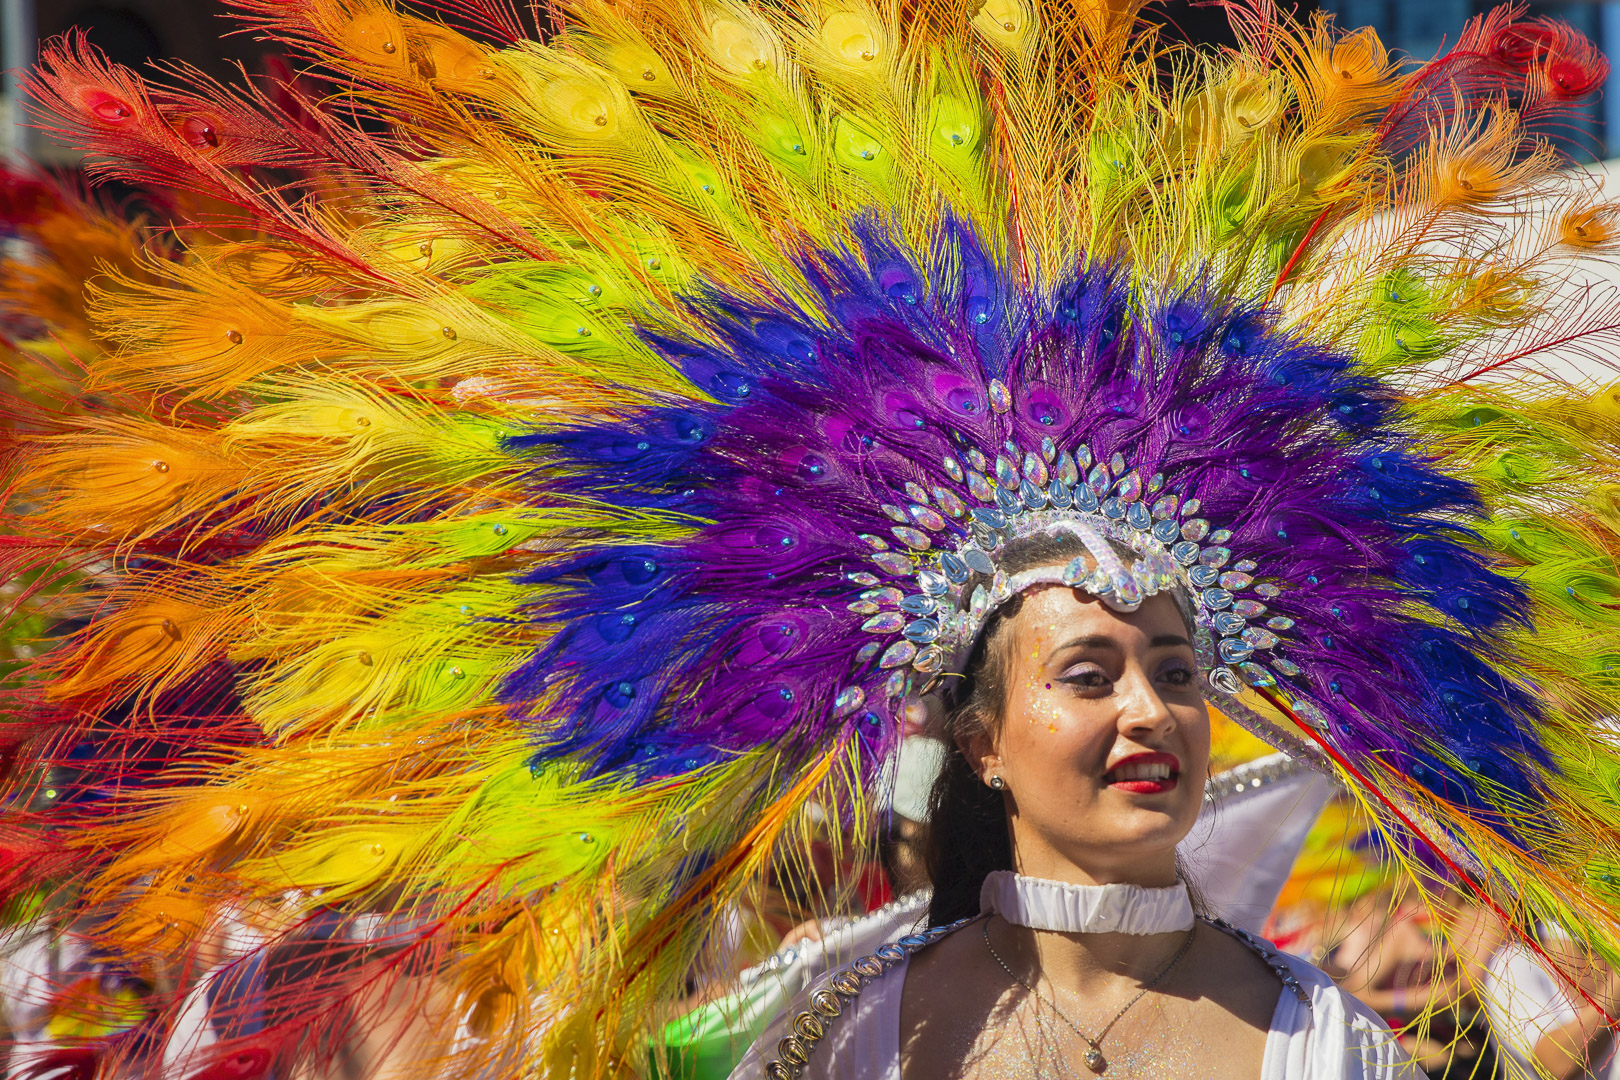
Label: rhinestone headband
xmin=837 ymin=428 xmax=1320 ymax=744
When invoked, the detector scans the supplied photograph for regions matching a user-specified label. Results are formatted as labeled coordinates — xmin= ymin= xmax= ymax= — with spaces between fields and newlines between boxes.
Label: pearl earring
xmin=989 ymin=775 xmax=1007 ymax=791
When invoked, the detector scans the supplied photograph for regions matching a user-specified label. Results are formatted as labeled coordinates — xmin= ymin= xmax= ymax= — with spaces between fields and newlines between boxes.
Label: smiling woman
xmin=730 ymin=535 xmax=1412 ymax=1079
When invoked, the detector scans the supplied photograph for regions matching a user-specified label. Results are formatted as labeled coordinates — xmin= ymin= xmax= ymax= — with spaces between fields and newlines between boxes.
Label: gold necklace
xmin=982 ymin=918 xmax=1196 ymax=1074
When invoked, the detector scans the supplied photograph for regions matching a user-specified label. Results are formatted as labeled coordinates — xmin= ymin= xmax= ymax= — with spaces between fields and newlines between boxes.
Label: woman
xmin=732 ymin=533 xmax=1408 ymax=1078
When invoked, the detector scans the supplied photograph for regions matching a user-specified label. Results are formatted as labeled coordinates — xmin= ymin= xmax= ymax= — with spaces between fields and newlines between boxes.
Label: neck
xmin=988 ymin=916 xmax=1195 ymax=999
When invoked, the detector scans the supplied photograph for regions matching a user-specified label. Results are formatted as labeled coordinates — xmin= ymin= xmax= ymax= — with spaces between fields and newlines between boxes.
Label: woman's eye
xmin=1058 ymin=666 xmax=1111 ymax=689
xmin=1158 ymin=665 xmax=1195 ymax=687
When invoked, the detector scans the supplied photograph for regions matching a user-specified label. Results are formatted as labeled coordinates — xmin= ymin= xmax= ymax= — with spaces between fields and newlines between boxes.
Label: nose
xmin=1115 ymin=667 xmax=1175 ymax=739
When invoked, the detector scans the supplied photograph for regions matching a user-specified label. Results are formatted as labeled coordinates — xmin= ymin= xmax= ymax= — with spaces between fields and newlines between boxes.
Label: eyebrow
xmin=1045 ymin=633 xmax=1194 ymax=664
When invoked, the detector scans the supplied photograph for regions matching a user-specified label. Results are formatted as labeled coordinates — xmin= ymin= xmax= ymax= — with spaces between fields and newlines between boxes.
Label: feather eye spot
xmin=442 ymin=326 xmax=457 ymax=340
xmin=152 ymin=460 xmax=169 ymax=473
xmin=492 ymin=524 xmax=508 ymax=535
xmin=357 ymin=651 xmax=374 ymax=666
xmin=381 ymin=41 xmax=397 ymax=54
xmin=642 ymin=69 xmax=656 ymax=81
xmin=88 ymin=94 xmax=133 ymax=123
xmin=180 ymin=118 xmax=219 ymax=149
xmin=225 ymin=329 xmax=244 ymax=344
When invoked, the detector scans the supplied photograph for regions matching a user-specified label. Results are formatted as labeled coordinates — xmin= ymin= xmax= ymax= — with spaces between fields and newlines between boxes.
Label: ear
xmin=958 ymin=725 xmax=1001 ymax=785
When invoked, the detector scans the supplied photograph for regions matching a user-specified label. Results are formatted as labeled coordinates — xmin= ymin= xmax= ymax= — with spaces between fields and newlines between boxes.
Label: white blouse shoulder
xmin=727 ymin=923 xmax=1414 ymax=1080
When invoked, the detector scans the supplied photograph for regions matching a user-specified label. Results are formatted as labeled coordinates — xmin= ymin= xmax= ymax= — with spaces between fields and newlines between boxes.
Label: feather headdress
xmin=6 ymin=0 xmax=1620 ymax=1075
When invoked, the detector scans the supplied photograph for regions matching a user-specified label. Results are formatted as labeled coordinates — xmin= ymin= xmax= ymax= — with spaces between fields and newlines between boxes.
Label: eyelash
xmin=1057 ymin=663 xmax=1195 ymax=689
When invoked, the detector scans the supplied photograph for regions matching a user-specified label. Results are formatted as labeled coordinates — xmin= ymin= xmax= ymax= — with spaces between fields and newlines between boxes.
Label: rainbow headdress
xmin=7 ymin=0 xmax=1620 ymax=1073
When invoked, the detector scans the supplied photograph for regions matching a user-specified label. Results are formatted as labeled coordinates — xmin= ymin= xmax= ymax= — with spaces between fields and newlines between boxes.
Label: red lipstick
xmin=1103 ymin=751 xmax=1181 ymax=794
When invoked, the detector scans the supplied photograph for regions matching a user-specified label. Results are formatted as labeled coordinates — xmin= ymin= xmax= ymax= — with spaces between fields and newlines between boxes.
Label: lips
xmin=1103 ymin=751 xmax=1180 ymax=795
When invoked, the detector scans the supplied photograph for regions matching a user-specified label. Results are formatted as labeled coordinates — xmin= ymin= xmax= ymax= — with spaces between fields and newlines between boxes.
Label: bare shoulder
xmin=1182 ymin=921 xmax=1289 ymax=1028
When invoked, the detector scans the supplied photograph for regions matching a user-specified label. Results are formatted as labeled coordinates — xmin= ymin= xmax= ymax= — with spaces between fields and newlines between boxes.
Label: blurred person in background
xmin=1486 ymin=924 xmax=1620 ymax=1080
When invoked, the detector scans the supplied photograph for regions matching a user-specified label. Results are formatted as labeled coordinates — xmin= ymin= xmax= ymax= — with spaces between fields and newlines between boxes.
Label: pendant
xmin=1084 ymin=1045 xmax=1106 ymax=1073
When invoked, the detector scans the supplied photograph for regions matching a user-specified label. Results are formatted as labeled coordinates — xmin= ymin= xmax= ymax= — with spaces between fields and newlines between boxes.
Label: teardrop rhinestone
xmin=1062 ymin=556 xmax=1090 ymax=585
xmin=1188 ymin=566 xmax=1218 ymax=587
xmin=1126 ymin=501 xmax=1152 ymax=530
xmin=1235 ymin=559 xmax=1258 ymax=573
xmin=969 ymin=585 xmax=991 ymax=617
xmin=1101 ymin=497 xmax=1125 ymax=520
xmin=970 ymin=507 xmax=1007 ymax=529
xmin=1202 ymin=587 xmax=1235 ymax=610
xmin=1218 ymin=637 xmax=1254 ymax=663
xmin=912 ymin=645 xmax=944 ymax=673
xmin=1213 ymin=611 xmax=1247 ymax=635
xmin=857 ymin=641 xmax=881 ymax=662
xmin=995 ymin=455 xmax=1019 ymax=487
xmin=1238 ymin=662 xmax=1276 ymax=687
xmin=918 ymin=570 xmax=950 ymax=596
xmin=879 ymin=640 xmax=918 ymax=668
xmin=847 ymin=601 xmax=880 ymax=615
xmin=1040 ymin=436 xmax=1057 ymax=461
xmin=1219 ymin=571 xmax=1254 ymax=590
xmin=1073 ymin=444 xmax=1094 ymax=470
xmin=891 ymin=526 xmax=932 ymax=550
xmin=1073 ymin=483 xmax=1099 ymax=511
xmin=1181 ymin=518 xmax=1210 ymax=542
xmin=932 ymin=487 xmax=966 ymax=518
xmin=1232 ymin=599 xmax=1267 ymax=617
xmin=1181 ymin=497 xmax=1202 ymax=516
xmin=1087 ymin=463 xmax=1112 ymax=497
xmin=884 ymin=669 xmax=908 ymax=699
xmin=1242 ymin=626 xmax=1280 ymax=650
xmin=904 ymin=482 xmax=929 ymax=504
xmin=862 ymin=613 xmax=904 ymax=633
xmin=1267 ymin=616 xmax=1295 ymax=630
xmin=1109 ymin=452 xmax=1126 ymax=474
xmin=833 ymin=686 xmax=866 ymax=715
xmin=1151 ymin=494 xmax=1180 ymax=519
xmin=880 ymin=504 xmax=908 ymax=523
xmin=847 ymin=572 xmax=880 ymax=586
xmin=995 ymin=486 xmax=1021 ymax=513
xmin=1171 ymin=541 xmax=1200 ymax=565
xmin=1152 ymin=519 xmax=1180 ymax=542
xmin=942 ymin=456 xmax=964 ymax=482
xmin=1207 ymin=666 xmax=1243 ymax=694
xmin=1022 ymin=452 xmax=1049 ymax=486
xmin=967 ymin=471 xmax=994 ymax=502
xmin=899 ymin=595 xmax=937 ymax=615
xmin=907 ymin=505 xmax=947 ymax=532
xmin=1197 ymin=546 xmax=1232 ymax=568
xmin=987 ymin=379 xmax=1012 ymax=414
xmin=939 ymin=552 xmax=970 ymax=584
xmin=1056 ymin=451 xmax=1079 ymax=486
xmin=1210 ymin=528 xmax=1233 ymax=544
xmin=903 ymin=619 xmax=940 ymax=643
xmin=871 ymin=553 xmax=915 ymax=576
xmin=1254 ymin=583 xmax=1281 ymax=598
xmin=1272 ymin=657 xmax=1303 ymax=677
xmin=1020 ymin=479 xmax=1048 ymax=509
xmin=1115 ymin=470 xmax=1143 ymax=501
xmin=1049 ymin=480 xmax=1073 ymax=509
xmin=966 ymin=448 xmax=988 ymax=471
xmin=1147 ymin=473 xmax=1165 ymax=494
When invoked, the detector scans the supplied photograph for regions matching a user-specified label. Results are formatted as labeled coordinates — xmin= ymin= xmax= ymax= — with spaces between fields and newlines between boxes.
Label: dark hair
xmin=921 ymin=532 xmax=1197 ymax=928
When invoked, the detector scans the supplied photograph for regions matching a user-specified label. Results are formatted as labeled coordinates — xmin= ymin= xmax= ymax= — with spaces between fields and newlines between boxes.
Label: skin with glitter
xmin=900 ymin=587 xmax=1279 ymax=1078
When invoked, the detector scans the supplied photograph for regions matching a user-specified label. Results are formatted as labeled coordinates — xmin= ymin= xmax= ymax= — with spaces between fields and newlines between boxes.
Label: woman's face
xmin=968 ymin=586 xmax=1210 ymax=887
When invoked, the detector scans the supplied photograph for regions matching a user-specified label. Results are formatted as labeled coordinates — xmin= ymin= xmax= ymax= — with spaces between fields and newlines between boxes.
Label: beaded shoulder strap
xmin=761 ymin=916 xmax=974 ymax=1079
xmin=1202 ymin=916 xmax=1313 ymax=1006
